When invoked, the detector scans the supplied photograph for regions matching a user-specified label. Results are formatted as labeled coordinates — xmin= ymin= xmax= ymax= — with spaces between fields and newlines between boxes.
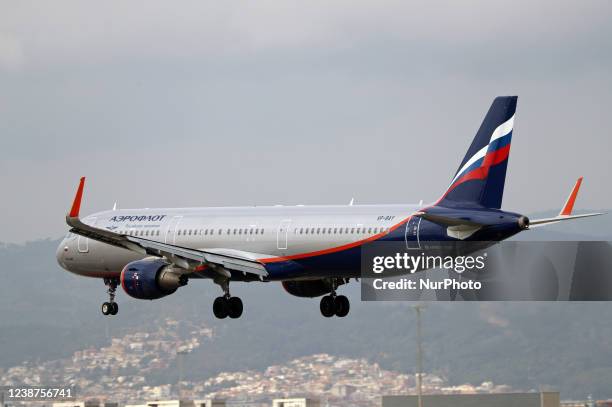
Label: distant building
xmin=53 ymin=402 xmax=118 ymax=407
xmin=272 ymin=398 xmax=320 ymax=407
xmin=193 ymin=400 xmax=226 ymax=407
xmin=124 ymin=400 xmax=225 ymax=407
xmin=382 ymin=391 xmax=560 ymax=407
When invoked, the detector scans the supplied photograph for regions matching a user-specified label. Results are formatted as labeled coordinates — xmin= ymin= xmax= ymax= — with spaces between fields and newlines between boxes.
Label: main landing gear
xmin=101 ymin=277 xmax=119 ymax=316
xmin=320 ymin=282 xmax=350 ymax=318
xmin=320 ymin=294 xmax=350 ymax=317
xmin=212 ymin=278 xmax=243 ymax=319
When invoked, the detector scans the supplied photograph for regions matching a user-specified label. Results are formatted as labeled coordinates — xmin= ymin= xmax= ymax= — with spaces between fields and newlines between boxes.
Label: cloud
xmin=0 ymin=34 xmax=24 ymax=71
xmin=1 ymin=1 xmax=611 ymax=69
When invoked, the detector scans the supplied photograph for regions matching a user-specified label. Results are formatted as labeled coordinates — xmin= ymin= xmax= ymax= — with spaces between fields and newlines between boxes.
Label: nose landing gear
xmin=101 ymin=277 xmax=119 ymax=316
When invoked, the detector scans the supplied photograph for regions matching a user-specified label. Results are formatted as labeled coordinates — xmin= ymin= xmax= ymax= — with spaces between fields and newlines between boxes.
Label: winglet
xmin=69 ymin=177 xmax=86 ymax=218
xmin=560 ymin=177 xmax=583 ymax=216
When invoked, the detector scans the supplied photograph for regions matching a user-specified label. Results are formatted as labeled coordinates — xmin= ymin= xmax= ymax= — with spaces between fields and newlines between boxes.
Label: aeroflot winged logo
xmin=109 ymin=215 xmax=167 ymax=222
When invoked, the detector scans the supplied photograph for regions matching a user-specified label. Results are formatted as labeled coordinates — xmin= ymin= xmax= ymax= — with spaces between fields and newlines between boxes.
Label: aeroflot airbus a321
xmin=56 ymin=96 xmax=602 ymax=318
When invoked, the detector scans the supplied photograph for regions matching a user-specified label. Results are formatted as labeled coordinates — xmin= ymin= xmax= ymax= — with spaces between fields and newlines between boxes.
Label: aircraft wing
xmin=65 ymin=178 xmax=269 ymax=279
xmin=528 ymin=177 xmax=604 ymax=228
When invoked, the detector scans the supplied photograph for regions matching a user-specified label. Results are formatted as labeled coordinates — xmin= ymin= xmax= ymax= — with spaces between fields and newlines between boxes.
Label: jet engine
xmin=120 ymin=258 xmax=187 ymax=300
xmin=282 ymin=279 xmax=346 ymax=298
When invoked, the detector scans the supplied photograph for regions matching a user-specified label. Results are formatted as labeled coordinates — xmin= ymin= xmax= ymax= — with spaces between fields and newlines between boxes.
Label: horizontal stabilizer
xmin=529 ymin=212 xmax=604 ymax=228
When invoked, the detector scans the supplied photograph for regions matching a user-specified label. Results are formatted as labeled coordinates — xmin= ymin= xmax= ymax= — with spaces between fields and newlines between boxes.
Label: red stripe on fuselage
xmin=258 ymin=215 xmax=414 ymax=264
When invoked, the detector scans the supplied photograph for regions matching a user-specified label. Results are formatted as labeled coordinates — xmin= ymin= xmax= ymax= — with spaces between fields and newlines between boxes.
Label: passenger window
xmin=300 ymin=228 xmax=303 ymax=234
xmin=250 ymin=229 xmax=253 ymax=234
xmin=316 ymin=228 xmax=320 ymax=234
xmin=333 ymin=228 xmax=337 ymax=234
xmin=218 ymin=229 xmax=222 ymax=235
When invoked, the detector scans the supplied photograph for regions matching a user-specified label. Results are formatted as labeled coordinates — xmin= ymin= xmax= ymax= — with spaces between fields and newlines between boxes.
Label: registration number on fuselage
xmin=377 ymin=215 xmax=396 ymax=221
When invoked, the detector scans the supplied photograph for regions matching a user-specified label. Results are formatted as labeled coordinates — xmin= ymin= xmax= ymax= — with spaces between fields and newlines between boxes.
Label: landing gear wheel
xmin=334 ymin=295 xmax=350 ymax=317
xmin=228 ymin=297 xmax=243 ymax=319
xmin=213 ymin=296 xmax=229 ymax=319
xmin=109 ymin=302 xmax=119 ymax=315
xmin=101 ymin=302 xmax=111 ymax=316
xmin=102 ymin=278 xmax=119 ymax=316
xmin=320 ymin=295 xmax=335 ymax=318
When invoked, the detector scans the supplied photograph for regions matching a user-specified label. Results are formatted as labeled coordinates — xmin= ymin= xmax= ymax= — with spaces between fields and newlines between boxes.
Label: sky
xmin=0 ymin=0 xmax=611 ymax=243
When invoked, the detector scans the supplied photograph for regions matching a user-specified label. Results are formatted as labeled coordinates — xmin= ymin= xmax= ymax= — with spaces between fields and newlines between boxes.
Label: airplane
xmin=56 ymin=96 xmax=603 ymax=319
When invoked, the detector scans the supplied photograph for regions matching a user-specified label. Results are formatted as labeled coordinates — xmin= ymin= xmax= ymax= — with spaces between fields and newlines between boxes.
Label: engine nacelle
xmin=120 ymin=258 xmax=187 ymax=300
xmin=282 ymin=279 xmax=345 ymax=298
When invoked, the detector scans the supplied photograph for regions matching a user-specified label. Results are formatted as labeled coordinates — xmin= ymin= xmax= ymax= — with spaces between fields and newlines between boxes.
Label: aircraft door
xmin=277 ymin=219 xmax=291 ymax=250
xmin=77 ymin=217 xmax=97 ymax=253
xmin=405 ymin=216 xmax=421 ymax=249
xmin=165 ymin=216 xmax=183 ymax=244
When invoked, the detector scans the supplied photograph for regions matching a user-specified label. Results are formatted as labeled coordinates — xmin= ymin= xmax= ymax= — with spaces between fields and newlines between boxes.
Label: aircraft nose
xmin=56 ymin=239 xmax=69 ymax=269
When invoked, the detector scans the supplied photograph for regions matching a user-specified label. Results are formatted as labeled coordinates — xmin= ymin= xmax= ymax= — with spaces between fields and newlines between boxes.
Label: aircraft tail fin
xmin=438 ymin=96 xmax=517 ymax=209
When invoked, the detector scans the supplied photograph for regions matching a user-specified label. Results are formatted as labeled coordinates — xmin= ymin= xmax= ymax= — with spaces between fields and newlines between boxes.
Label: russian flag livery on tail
xmin=57 ymin=96 xmax=603 ymax=319
xmin=440 ymin=96 xmax=516 ymax=209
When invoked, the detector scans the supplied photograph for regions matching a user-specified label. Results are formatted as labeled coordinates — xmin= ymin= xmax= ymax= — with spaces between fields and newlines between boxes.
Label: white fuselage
xmin=56 ymin=204 xmax=419 ymax=279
